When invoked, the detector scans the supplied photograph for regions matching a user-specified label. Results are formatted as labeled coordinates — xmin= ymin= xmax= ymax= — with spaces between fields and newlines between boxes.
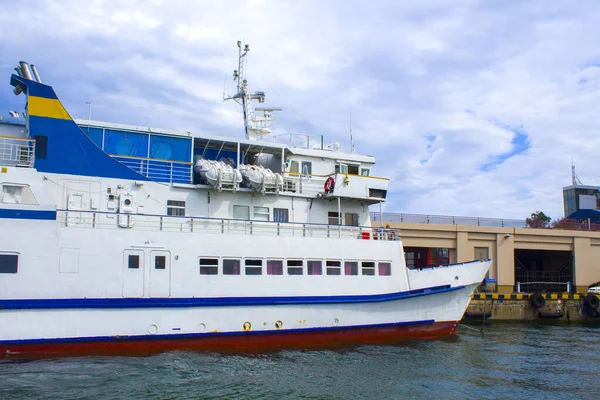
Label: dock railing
xmin=371 ymin=212 xmax=527 ymax=228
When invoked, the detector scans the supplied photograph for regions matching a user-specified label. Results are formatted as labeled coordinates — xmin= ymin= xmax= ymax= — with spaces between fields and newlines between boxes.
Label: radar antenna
xmin=223 ymin=41 xmax=281 ymax=140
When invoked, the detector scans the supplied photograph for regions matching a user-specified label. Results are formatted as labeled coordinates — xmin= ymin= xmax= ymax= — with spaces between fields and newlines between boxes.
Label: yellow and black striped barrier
xmin=471 ymin=293 xmax=582 ymax=300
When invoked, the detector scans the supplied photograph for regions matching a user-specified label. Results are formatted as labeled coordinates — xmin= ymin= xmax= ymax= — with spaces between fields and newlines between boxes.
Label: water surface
xmin=0 ymin=322 xmax=597 ymax=399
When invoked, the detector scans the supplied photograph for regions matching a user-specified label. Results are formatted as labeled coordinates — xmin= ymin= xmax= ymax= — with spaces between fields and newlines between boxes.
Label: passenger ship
xmin=0 ymin=43 xmax=490 ymax=358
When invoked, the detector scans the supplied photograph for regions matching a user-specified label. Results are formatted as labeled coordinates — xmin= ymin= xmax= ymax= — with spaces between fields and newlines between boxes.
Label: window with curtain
xmin=245 ymin=259 xmax=263 ymax=275
xmin=307 ymin=260 xmax=322 ymax=275
xmin=344 ymin=261 xmax=358 ymax=275
xmin=273 ymin=208 xmax=289 ymax=223
xmin=223 ymin=259 xmax=240 ymax=275
xmin=378 ymin=262 xmax=392 ymax=276
xmin=267 ymin=260 xmax=283 ymax=275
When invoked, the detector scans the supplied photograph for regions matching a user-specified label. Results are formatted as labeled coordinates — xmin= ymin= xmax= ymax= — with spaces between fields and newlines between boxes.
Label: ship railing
xmin=0 ymin=135 xmax=35 ymax=167
xmin=55 ymin=209 xmax=401 ymax=241
xmin=112 ymin=155 xmax=193 ymax=184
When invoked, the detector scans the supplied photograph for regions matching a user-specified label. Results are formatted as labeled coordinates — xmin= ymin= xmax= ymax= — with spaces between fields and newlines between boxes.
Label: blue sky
xmin=1 ymin=0 xmax=600 ymax=219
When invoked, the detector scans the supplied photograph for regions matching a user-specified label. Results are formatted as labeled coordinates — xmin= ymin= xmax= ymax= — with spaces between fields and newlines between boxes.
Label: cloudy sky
xmin=1 ymin=0 xmax=600 ymax=220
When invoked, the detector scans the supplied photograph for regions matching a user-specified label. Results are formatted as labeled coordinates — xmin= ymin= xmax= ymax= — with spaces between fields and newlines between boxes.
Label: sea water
xmin=0 ymin=322 xmax=598 ymax=399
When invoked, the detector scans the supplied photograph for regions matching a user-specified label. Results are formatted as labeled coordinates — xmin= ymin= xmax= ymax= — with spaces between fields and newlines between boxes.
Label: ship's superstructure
xmin=0 ymin=46 xmax=490 ymax=358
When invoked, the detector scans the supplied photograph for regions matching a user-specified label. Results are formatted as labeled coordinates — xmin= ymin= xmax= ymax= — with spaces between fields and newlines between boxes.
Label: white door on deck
xmin=122 ymin=249 xmax=144 ymax=297
xmin=66 ymin=192 xmax=86 ymax=226
xmin=150 ymin=250 xmax=171 ymax=297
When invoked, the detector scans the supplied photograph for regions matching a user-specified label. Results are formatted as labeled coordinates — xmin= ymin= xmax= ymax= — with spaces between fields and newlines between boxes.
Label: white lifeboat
xmin=194 ymin=158 xmax=242 ymax=191
xmin=240 ymin=164 xmax=283 ymax=194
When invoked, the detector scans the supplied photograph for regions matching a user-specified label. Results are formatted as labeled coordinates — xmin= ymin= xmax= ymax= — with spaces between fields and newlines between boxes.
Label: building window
xmin=267 ymin=260 xmax=283 ymax=275
xmin=344 ymin=261 xmax=358 ymax=275
xmin=274 ymin=208 xmax=289 ymax=223
xmin=326 ymin=260 xmax=341 ymax=275
xmin=307 ymin=260 xmax=322 ymax=275
xmin=155 ymin=255 xmax=166 ymax=270
xmin=378 ymin=262 xmax=392 ymax=276
xmin=301 ymin=161 xmax=312 ymax=176
xmin=253 ymin=206 xmax=269 ymax=221
xmin=233 ymin=205 xmax=250 ymax=220
xmin=167 ymin=200 xmax=185 ymax=216
xmin=287 ymin=260 xmax=303 ymax=275
xmin=199 ymin=258 xmax=218 ymax=275
xmin=223 ymin=259 xmax=240 ymax=275
xmin=362 ymin=261 xmax=376 ymax=276
xmin=0 ymin=254 xmax=18 ymax=274
xmin=245 ymin=259 xmax=262 ymax=275
xmin=328 ymin=212 xmax=341 ymax=225
xmin=345 ymin=213 xmax=359 ymax=226
xmin=128 ymin=255 xmax=140 ymax=269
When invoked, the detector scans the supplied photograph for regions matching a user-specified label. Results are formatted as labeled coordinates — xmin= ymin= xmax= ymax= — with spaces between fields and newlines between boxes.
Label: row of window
xmin=165 ymin=201 xmax=361 ymax=227
xmin=198 ymin=258 xmax=392 ymax=276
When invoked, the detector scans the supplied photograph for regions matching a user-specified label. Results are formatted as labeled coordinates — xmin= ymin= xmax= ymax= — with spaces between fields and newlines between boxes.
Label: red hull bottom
xmin=1 ymin=321 xmax=459 ymax=360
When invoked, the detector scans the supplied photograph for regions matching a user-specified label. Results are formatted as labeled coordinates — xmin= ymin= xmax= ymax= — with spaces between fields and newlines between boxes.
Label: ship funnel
xmin=14 ymin=66 xmax=23 ymax=77
xmin=30 ymin=64 xmax=42 ymax=83
xmin=19 ymin=61 xmax=33 ymax=81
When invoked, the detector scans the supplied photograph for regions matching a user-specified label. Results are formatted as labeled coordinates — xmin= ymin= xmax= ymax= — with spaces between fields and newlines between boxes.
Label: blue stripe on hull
xmin=0 ymin=208 xmax=56 ymax=220
xmin=0 ymin=319 xmax=436 ymax=346
xmin=0 ymin=284 xmax=464 ymax=310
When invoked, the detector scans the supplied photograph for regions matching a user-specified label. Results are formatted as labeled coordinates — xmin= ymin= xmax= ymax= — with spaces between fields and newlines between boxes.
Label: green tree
xmin=526 ymin=210 xmax=551 ymax=228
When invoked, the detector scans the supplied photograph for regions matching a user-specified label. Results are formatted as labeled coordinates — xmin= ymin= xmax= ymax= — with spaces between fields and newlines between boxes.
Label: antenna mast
xmin=572 ymin=160 xmax=583 ymax=186
xmin=223 ymin=41 xmax=281 ymax=140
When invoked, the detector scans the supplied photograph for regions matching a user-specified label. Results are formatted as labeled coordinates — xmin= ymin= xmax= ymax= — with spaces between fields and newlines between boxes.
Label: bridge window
xmin=344 ymin=261 xmax=358 ymax=276
xmin=301 ymin=161 xmax=312 ymax=176
xmin=289 ymin=160 xmax=299 ymax=174
xmin=223 ymin=259 xmax=240 ymax=275
xmin=378 ymin=262 xmax=392 ymax=276
xmin=347 ymin=164 xmax=359 ymax=175
xmin=253 ymin=206 xmax=269 ymax=221
xmin=267 ymin=260 xmax=283 ymax=275
xmin=326 ymin=260 xmax=341 ymax=275
xmin=233 ymin=205 xmax=250 ymax=220
xmin=0 ymin=254 xmax=18 ymax=273
xmin=335 ymin=164 xmax=348 ymax=174
xmin=362 ymin=261 xmax=376 ymax=276
xmin=307 ymin=260 xmax=322 ymax=275
xmin=245 ymin=259 xmax=262 ymax=275
xmin=167 ymin=200 xmax=186 ymax=216
xmin=199 ymin=258 xmax=219 ymax=275
xmin=361 ymin=168 xmax=370 ymax=177
xmin=287 ymin=260 xmax=303 ymax=275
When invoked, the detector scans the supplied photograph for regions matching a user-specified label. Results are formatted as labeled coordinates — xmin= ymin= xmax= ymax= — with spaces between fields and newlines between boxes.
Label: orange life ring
xmin=324 ymin=176 xmax=335 ymax=193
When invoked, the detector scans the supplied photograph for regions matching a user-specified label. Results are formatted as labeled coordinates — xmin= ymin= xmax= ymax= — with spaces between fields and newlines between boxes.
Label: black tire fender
xmin=529 ymin=292 xmax=546 ymax=309
xmin=584 ymin=294 xmax=599 ymax=310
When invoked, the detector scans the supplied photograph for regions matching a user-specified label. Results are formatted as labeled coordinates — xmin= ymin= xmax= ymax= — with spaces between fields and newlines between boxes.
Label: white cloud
xmin=2 ymin=0 xmax=600 ymax=221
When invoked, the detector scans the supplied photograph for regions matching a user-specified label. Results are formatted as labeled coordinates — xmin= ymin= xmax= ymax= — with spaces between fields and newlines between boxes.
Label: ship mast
xmin=224 ymin=41 xmax=280 ymax=140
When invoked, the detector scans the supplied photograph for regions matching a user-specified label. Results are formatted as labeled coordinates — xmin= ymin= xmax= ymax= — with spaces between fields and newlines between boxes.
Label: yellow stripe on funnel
xmin=28 ymin=96 xmax=72 ymax=120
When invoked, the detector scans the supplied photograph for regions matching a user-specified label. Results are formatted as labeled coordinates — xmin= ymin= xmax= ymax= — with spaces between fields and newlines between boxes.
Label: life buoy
xmin=324 ymin=176 xmax=335 ymax=194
